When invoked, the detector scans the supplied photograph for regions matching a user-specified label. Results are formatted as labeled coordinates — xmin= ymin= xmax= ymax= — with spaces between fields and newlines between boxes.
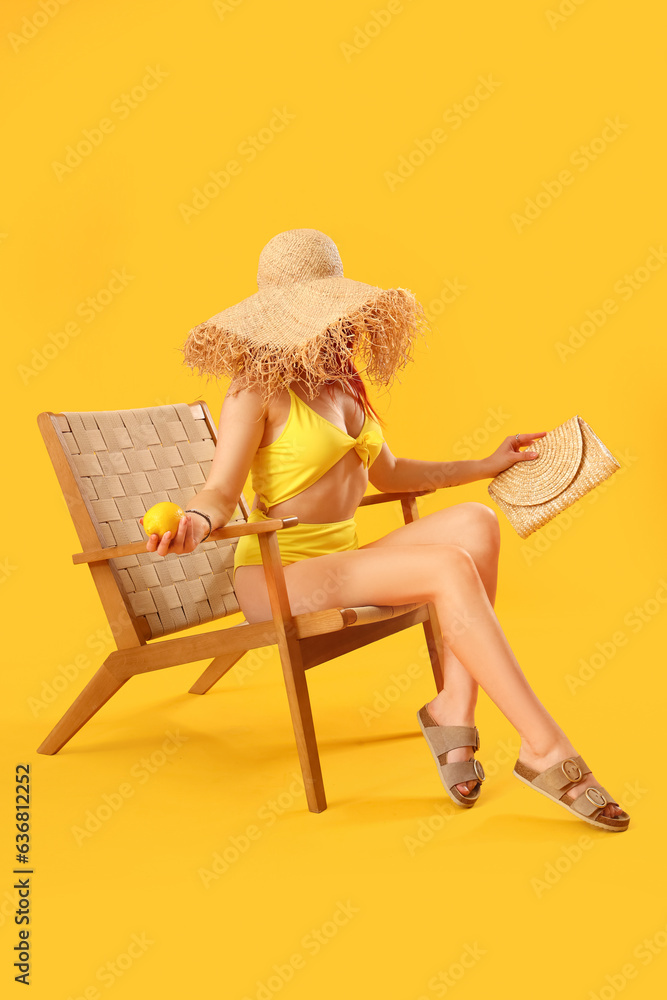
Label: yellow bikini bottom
xmin=233 ymin=508 xmax=359 ymax=583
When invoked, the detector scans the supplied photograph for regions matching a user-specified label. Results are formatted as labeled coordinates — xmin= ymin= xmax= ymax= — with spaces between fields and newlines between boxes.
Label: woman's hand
xmin=140 ymin=512 xmax=209 ymax=557
xmin=482 ymin=431 xmax=548 ymax=479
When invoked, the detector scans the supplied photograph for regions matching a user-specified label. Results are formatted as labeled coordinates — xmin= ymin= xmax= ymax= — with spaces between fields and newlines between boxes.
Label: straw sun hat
xmin=181 ymin=228 xmax=430 ymax=403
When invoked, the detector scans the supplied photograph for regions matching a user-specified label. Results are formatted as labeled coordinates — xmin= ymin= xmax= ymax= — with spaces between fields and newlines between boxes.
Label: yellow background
xmin=1 ymin=1 xmax=666 ymax=997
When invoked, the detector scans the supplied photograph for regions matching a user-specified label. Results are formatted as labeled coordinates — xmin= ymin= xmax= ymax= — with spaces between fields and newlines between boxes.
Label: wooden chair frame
xmin=37 ymin=401 xmax=444 ymax=813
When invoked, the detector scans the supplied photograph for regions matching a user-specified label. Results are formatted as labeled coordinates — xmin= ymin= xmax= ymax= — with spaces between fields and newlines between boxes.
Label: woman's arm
xmin=185 ymin=385 xmax=269 ymax=528
xmin=144 ymin=382 xmax=268 ymax=556
xmin=368 ymin=430 xmax=547 ymax=494
xmin=369 ymin=445 xmax=491 ymax=493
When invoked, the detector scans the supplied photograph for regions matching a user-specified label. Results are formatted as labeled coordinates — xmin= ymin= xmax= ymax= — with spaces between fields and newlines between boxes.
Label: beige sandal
xmin=417 ymin=705 xmax=485 ymax=807
xmin=513 ymin=754 xmax=630 ymax=832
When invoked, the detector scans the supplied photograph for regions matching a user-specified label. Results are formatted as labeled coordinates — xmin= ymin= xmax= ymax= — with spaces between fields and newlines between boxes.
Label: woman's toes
xmin=569 ymin=776 xmax=625 ymax=818
xmin=449 ymin=745 xmax=479 ymax=796
xmin=455 ymin=779 xmax=479 ymax=795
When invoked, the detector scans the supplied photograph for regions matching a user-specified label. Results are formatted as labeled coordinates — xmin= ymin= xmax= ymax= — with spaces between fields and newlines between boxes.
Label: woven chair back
xmin=54 ymin=402 xmax=244 ymax=638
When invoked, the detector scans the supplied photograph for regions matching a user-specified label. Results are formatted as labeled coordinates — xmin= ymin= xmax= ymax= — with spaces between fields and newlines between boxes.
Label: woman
xmin=143 ymin=228 xmax=629 ymax=832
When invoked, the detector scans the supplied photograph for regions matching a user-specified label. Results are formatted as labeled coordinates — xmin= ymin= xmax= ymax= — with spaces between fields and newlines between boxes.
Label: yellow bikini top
xmin=251 ymin=386 xmax=384 ymax=510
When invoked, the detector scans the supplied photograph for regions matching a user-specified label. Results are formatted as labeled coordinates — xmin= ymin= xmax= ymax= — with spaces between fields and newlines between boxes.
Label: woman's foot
xmin=517 ymin=741 xmax=626 ymax=819
xmin=426 ymin=697 xmax=479 ymax=797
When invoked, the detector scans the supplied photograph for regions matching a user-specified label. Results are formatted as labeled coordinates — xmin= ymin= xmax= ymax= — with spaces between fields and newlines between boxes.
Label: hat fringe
xmin=181 ymin=287 xmax=429 ymax=403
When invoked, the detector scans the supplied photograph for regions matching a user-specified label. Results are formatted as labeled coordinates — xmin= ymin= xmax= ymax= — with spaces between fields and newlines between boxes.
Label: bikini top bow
xmin=353 ymin=430 xmax=381 ymax=469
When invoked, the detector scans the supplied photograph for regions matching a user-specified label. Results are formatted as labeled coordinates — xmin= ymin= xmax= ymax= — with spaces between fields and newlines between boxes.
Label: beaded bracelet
xmin=184 ymin=509 xmax=213 ymax=541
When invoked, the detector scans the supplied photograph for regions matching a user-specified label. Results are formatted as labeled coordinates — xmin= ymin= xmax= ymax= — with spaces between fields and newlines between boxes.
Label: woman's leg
xmin=360 ymin=502 xmax=501 ymax=795
xmin=236 ymin=527 xmax=623 ymax=819
xmin=237 ymin=504 xmax=496 ymax=794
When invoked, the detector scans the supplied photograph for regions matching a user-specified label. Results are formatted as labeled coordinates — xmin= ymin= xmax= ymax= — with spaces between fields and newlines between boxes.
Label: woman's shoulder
xmin=224 ymin=377 xmax=289 ymax=418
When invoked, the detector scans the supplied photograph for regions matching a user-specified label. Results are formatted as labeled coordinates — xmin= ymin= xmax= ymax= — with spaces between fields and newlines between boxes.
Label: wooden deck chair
xmin=37 ymin=400 xmax=445 ymax=813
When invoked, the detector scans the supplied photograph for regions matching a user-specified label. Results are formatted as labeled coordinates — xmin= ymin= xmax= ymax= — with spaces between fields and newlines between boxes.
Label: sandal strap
xmin=440 ymin=759 xmax=485 ymax=787
xmin=433 ymin=725 xmax=480 ymax=755
xmin=532 ymin=755 xmax=591 ymax=794
xmin=568 ymin=784 xmax=619 ymax=818
xmin=418 ymin=711 xmax=480 ymax=755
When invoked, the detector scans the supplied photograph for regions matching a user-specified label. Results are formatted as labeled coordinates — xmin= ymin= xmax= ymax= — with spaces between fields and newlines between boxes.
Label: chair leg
xmin=37 ymin=661 xmax=129 ymax=755
xmin=256 ymin=528 xmax=327 ymax=813
xmin=277 ymin=647 xmax=327 ymax=814
xmin=188 ymin=651 xmax=246 ymax=694
xmin=422 ymin=603 xmax=445 ymax=692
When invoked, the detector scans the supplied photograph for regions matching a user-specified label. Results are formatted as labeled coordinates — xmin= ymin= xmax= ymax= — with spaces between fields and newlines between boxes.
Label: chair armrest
xmin=357 ymin=489 xmax=435 ymax=507
xmin=72 ymin=516 xmax=300 ymax=566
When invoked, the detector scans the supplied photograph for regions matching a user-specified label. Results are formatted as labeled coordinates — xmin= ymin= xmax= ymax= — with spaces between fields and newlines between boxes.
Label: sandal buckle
xmin=561 ymin=758 xmax=582 ymax=783
xmin=585 ymin=787 xmax=607 ymax=807
xmin=473 ymin=759 xmax=485 ymax=782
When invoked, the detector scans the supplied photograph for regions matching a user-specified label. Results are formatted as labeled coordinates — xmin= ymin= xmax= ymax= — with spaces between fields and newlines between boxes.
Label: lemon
xmin=142 ymin=502 xmax=185 ymax=538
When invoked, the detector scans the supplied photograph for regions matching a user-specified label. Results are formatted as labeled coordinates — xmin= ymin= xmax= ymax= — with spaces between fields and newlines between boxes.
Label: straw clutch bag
xmin=487 ymin=415 xmax=621 ymax=539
